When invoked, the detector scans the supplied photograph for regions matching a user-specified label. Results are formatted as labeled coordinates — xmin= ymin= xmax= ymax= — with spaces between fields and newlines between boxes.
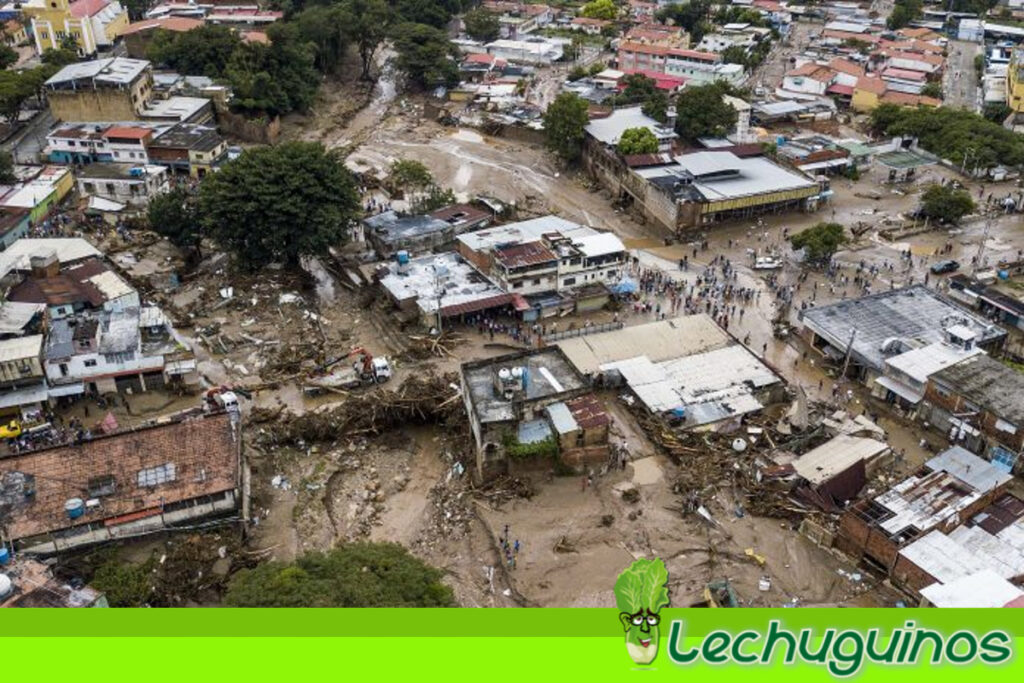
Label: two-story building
xmin=44 ymin=58 xmax=153 ymax=122
xmin=75 ymin=163 xmax=169 ymax=207
xmin=147 ymin=122 xmax=226 ymax=177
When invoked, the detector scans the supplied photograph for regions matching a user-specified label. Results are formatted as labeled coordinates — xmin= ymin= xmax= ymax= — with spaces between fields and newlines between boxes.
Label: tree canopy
xmin=617 ymin=127 xmax=659 ymax=156
xmin=790 ymin=222 xmax=848 ymax=267
xmin=0 ymin=43 xmax=17 ymax=70
xmin=198 ymin=142 xmax=360 ymax=270
xmin=543 ymin=92 xmax=590 ymax=163
xmin=656 ymin=0 xmax=712 ymax=43
xmin=887 ymin=0 xmax=922 ymax=29
xmin=224 ymin=542 xmax=455 ymax=607
xmin=869 ymin=104 xmax=1024 ymax=169
xmin=392 ymin=22 xmax=460 ymax=90
xmin=147 ymin=186 xmax=203 ymax=258
xmin=673 ymin=81 xmax=738 ymax=142
xmin=581 ymin=0 xmax=617 ymax=20
xmin=463 ymin=7 xmax=501 ymax=42
xmin=0 ymin=150 xmax=15 ymax=184
xmin=920 ymin=184 xmax=975 ymax=224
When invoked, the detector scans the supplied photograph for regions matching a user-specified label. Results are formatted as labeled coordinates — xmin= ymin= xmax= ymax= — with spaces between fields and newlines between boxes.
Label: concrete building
xmin=920 ymin=354 xmax=1024 ymax=472
xmin=461 ymin=347 xmax=588 ymax=480
xmin=378 ymin=251 xmax=513 ymax=328
xmin=365 ymin=211 xmax=455 ymax=258
xmin=0 ymin=166 xmax=75 ymax=224
xmin=616 ymin=42 xmax=746 ymax=86
xmin=0 ymin=334 xmax=46 ymax=422
xmin=1008 ymin=47 xmax=1024 ymax=113
xmin=146 ymin=122 xmax=226 ymax=177
xmin=835 ymin=447 xmax=1012 ymax=578
xmin=0 ymin=410 xmax=242 ymax=554
xmin=75 ymin=163 xmax=169 ymax=206
xmin=24 ymin=0 xmax=128 ymax=56
xmin=0 ymin=208 xmax=31 ymax=251
xmin=486 ymin=37 xmax=563 ymax=65
xmin=0 ymin=237 xmax=101 ymax=282
xmin=6 ymin=254 xmax=138 ymax=320
xmin=791 ymin=434 xmax=891 ymax=505
xmin=920 ymin=569 xmax=1024 ymax=608
xmin=584 ymin=106 xmax=677 ymax=153
xmin=44 ymin=58 xmax=153 ymax=122
xmin=872 ymin=340 xmax=982 ymax=410
xmin=798 ymin=286 xmax=1006 ymax=385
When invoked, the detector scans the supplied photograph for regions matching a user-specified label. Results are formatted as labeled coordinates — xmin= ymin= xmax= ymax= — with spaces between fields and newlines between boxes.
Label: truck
xmin=303 ymin=347 xmax=392 ymax=396
xmin=204 ymin=387 xmax=240 ymax=414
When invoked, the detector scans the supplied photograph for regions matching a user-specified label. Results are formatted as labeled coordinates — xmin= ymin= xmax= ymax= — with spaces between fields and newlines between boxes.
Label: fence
xmin=542 ymin=321 xmax=623 ymax=344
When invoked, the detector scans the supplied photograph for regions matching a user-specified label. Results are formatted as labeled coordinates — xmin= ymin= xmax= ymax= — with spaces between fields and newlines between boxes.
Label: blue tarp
xmin=610 ymin=277 xmax=637 ymax=295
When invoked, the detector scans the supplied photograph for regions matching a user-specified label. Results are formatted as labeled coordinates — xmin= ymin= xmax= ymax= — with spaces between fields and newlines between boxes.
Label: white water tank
xmin=0 ymin=574 xmax=11 ymax=599
xmin=498 ymin=368 xmax=512 ymax=383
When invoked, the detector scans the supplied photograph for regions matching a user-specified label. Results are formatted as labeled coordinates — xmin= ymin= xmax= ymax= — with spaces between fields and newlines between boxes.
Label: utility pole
xmin=840 ymin=328 xmax=857 ymax=379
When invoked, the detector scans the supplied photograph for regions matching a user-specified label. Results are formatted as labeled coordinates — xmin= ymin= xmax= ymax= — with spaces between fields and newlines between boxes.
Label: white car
xmin=754 ymin=257 xmax=783 ymax=270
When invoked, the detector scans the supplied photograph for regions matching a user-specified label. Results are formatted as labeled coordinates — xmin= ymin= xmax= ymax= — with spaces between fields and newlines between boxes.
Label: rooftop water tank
xmin=0 ymin=574 xmax=10 ymax=599
xmin=0 ymin=547 xmax=9 ymax=565
xmin=65 ymin=498 xmax=85 ymax=520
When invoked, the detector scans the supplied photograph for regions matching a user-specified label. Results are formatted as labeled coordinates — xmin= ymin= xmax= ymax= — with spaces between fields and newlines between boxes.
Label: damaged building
xmin=799 ymin=286 xmax=1006 ymax=385
xmin=461 ymin=347 xmax=589 ymax=480
xmin=835 ymin=447 xmax=1012 ymax=582
xmin=0 ymin=411 xmax=244 ymax=554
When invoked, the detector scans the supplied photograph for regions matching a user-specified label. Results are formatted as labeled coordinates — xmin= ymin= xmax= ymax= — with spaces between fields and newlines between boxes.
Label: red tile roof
xmin=103 ymin=126 xmax=152 ymax=140
xmin=855 ymin=75 xmax=887 ymax=95
xmin=620 ymin=68 xmax=687 ymax=90
xmin=69 ymin=0 xmax=110 ymax=18
xmin=120 ymin=17 xmax=204 ymax=35
xmin=826 ymin=83 xmax=854 ymax=96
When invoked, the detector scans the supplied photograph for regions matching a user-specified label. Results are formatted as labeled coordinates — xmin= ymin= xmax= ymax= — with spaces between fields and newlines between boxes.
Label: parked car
xmin=930 ymin=260 xmax=960 ymax=274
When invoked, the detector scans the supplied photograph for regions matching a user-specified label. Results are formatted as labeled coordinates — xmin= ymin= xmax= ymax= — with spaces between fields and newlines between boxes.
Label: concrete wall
xmin=47 ymin=90 xmax=136 ymax=123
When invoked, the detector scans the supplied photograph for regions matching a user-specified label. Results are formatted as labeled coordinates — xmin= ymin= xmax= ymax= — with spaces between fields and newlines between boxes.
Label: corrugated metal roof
xmin=920 ymin=569 xmax=1024 ymax=608
xmin=793 ymin=434 xmax=889 ymax=485
xmin=545 ymin=401 xmax=578 ymax=435
xmin=0 ymin=334 xmax=43 ymax=363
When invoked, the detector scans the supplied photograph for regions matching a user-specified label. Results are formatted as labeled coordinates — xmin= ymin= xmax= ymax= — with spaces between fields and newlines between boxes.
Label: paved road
xmin=2 ymin=109 xmax=54 ymax=165
xmin=944 ymin=39 xmax=982 ymax=112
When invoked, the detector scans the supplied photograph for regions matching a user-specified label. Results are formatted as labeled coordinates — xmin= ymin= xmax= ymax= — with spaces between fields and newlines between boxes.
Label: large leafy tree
xmin=0 ymin=150 xmax=15 ymax=184
xmin=392 ymin=0 xmax=457 ymax=28
xmin=462 ymin=7 xmax=500 ymax=42
xmin=227 ymin=24 xmax=320 ymax=116
xmin=920 ymin=184 xmax=975 ymax=224
xmin=148 ymin=186 xmax=203 ymax=259
xmin=617 ymin=127 xmax=659 ymax=156
xmin=790 ymin=222 xmax=848 ymax=267
xmin=292 ymin=4 xmax=350 ymax=74
xmin=341 ymin=0 xmax=394 ymax=81
xmin=198 ymin=142 xmax=360 ymax=270
xmin=224 ymin=542 xmax=455 ymax=607
xmin=147 ymin=25 xmax=242 ymax=78
xmin=392 ymin=22 xmax=459 ymax=90
xmin=673 ymin=81 xmax=738 ymax=142
xmin=0 ymin=44 xmax=17 ymax=70
xmin=0 ymin=71 xmax=34 ymax=126
xmin=581 ymin=0 xmax=617 ymax=20
xmin=543 ymin=92 xmax=590 ymax=163
xmin=656 ymin=0 xmax=713 ymax=42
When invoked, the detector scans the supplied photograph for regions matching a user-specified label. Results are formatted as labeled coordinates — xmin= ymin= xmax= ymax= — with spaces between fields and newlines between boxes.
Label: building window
xmin=59 ymin=363 xmax=68 ymax=377
xmin=68 ymin=141 xmax=76 ymax=147
xmin=105 ymin=183 xmax=115 ymax=195
xmin=512 ymin=282 xmax=523 ymax=289
xmin=532 ymin=278 xmax=541 ymax=285
xmin=83 ymin=182 xmax=95 ymax=193
xmin=563 ymin=277 xmax=576 ymax=286
xmin=137 ymin=463 xmax=176 ymax=488
xmin=87 ymin=474 xmax=116 ymax=498
xmin=83 ymin=359 xmax=97 ymax=367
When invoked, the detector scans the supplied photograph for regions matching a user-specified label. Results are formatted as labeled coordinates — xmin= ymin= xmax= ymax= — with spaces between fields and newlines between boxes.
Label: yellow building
xmin=3 ymin=19 xmax=29 ymax=45
xmin=851 ymin=75 xmax=886 ymax=112
xmin=23 ymin=0 xmax=129 ymax=56
xmin=1008 ymin=48 xmax=1024 ymax=113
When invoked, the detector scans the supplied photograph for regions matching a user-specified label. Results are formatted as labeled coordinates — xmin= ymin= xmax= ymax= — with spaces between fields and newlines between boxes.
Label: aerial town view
xmin=0 ymin=0 xmax=1022 ymax=612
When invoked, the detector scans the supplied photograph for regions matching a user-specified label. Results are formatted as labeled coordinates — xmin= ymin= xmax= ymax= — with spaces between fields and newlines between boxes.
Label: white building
xmin=486 ymin=37 xmax=564 ymax=65
xmin=76 ymin=164 xmax=169 ymax=206
xmin=958 ymin=18 xmax=984 ymax=43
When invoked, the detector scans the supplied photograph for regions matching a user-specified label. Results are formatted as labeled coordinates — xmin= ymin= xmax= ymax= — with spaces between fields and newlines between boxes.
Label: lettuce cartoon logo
xmin=614 ymin=558 xmax=670 ymax=666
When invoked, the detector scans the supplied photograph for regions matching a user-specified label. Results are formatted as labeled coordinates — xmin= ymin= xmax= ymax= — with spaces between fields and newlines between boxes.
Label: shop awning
xmin=48 ymin=383 xmax=85 ymax=398
xmin=874 ymin=375 xmax=923 ymax=404
xmin=0 ymin=384 xmax=48 ymax=409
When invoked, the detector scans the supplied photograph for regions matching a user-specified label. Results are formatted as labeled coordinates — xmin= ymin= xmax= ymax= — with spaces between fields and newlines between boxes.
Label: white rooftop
xmin=884 ymin=341 xmax=983 ymax=384
xmin=0 ymin=301 xmax=44 ymax=336
xmin=380 ymin=251 xmax=506 ymax=316
xmin=140 ymin=96 xmax=210 ymax=121
xmin=674 ymin=151 xmax=817 ymax=201
xmin=585 ymin=106 xmax=678 ymax=146
xmin=0 ymin=238 xmax=101 ymax=280
xmin=574 ymin=232 xmax=625 ymax=258
xmin=45 ymin=58 xmax=149 ymax=87
xmin=793 ymin=434 xmax=890 ymax=485
xmin=457 ymin=215 xmax=593 ymax=252
xmin=0 ymin=334 xmax=43 ymax=363
xmin=920 ymin=569 xmax=1024 ymax=608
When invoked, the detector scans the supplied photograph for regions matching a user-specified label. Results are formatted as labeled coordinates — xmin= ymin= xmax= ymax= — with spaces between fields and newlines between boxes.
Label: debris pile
xmin=405 ymin=331 xmax=466 ymax=360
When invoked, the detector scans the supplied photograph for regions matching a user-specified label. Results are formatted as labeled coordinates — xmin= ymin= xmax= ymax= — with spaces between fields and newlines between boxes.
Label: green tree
xmin=292 ymin=4 xmax=350 ymax=74
xmin=886 ymin=0 xmax=922 ymax=29
xmin=656 ymin=0 xmax=712 ymax=42
xmin=388 ymin=159 xmax=434 ymax=194
xmin=41 ymin=46 xmax=78 ymax=68
xmin=392 ymin=22 xmax=459 ymax=90
xmin=617 ymin=127 xmax=658 ymax=156
xmin=673 ymin=82 xmax=738 ymax=142
xmin=198 ymin=142 xmax=360 ymax=270
xmin=790 ymin=222 xmax=848 ymax=266
xmin=227 ymin=23 xmax=320 ymax=116
xmin=920 ymin=81 xmax=942 ymax=99
xmin=0 ymin=149 xmax=15 ymax=184
xmin=609 ymin=73 xmax=670 ymax=121
xmin=148 ymin=186 xmax=203 ymax=259
xmin=412 ymin=185 xmax=456 ymax=213
xmin=341 ymin=0 xmax=394 ymax=81
xmin=983 ymin=102 xmax=1011 ymax=123
xmin=581 ymin=0 xmax=617 ymax=20
xmin=0 ymin=71 xmax=34 ymax=126
xmin=121 ymin=0 xmax=153 ymax=21
xmin=224 ymin=542 xmax=455 ymax=607
xmin=721 ymin=45 xmax=749 ymax=68
xmin=147 ymin=25 xmax=242 ymax=78
xmin=0 ymin=43 xmax=17 ymax=70
xmin=543 ymin=91 xmax=590 ymax=163
xmin=463 ymin=7 xmax=500 ymax=42
xmin=392 ymin=0 xmax=456 ymax=28
xmin=90 ymin=559 xmax=154 ymax=607
xmin=920 ymin=184 xmax=975 ymax=224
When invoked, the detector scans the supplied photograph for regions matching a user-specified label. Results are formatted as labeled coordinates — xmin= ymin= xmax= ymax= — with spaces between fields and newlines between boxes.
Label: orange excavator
xmin=305 ymin=346 xmax=392 ymax=395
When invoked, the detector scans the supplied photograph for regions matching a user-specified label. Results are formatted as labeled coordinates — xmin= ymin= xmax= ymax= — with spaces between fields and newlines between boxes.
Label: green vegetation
xmin=503 ymin=432 xmax=559 ymax=459
xmin=920 ymin=81 xmax=943 ymax=99
xmin=617 ymin=127 xmax=659 ymax=155
xmin=198 ymin=142 xmax=360 ymax=270
xmin=713 ymin=6 xmax=768 ymax=27
xmin=392 ymin=21 xmax=460 ymax=90
xmin=974 ymin=53 xmax=985 ymax=79
xmin=462 ymin=7 xmax=501 ymax=42
xmin=581 ymin=0 xmax=618 ymax=20
xmin=983 ymin=102 xmax=1012 ymax=123
xmin=869 ymin=104 xmax=1024 ymax=168
xmin=886 ymin=0 xmax=922 ymax=29
xmin=544 ymin=92 xmax=590 ymax=163
xmin=387 ymin=159 xmax=456 ymax=212
xmin=147 ymin=186 xmax=203 ymax=259
xmin=224 ymin=542 xmax=455 ymax=607
xmin=656 ymin=0 xmax=713 ymax=43
xmin=0 ymin=150 xmax=14 ymax=184
xmin=790 ymin=222 xmax=848 ymax=267
xmin=608 ymin=73 xmax=669 ymax=123
xmin=0 ymin=43 xmax=17 ymax=70
xmin=673 ymin=81 xmax=739 ymax=143
xmin=91 ymin=558 xmax=155 ymax=607
xmin=919 ymin=184 xmax=975 ymax=224
xmin=0 ymin=47 xmax=79 ymax=127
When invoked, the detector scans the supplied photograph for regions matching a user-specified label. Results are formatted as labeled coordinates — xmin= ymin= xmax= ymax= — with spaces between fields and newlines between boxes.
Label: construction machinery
xmin=0 ymin=420 xmax=21 ymax=440
xmin=304 ymin=347 xmax=392 ymax=395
